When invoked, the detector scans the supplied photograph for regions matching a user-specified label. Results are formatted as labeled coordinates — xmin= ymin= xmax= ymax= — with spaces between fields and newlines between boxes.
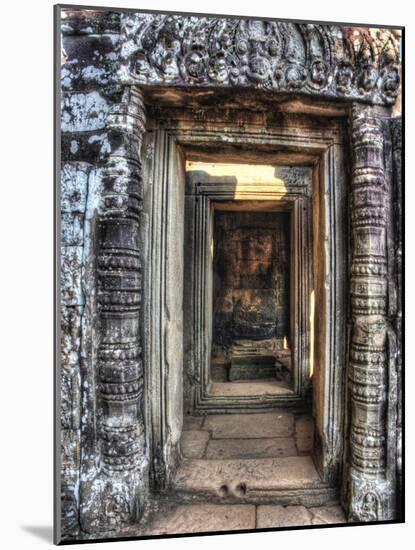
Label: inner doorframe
xmin=184 ymin=169 xmax=312 ymax=411
xmin=142 ymin=105 xmax=348 ymax=490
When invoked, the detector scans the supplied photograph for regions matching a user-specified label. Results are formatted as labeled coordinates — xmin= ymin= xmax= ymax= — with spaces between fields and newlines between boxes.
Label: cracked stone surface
xmin=257 ymin=505 xmax=312 ymax=527
xmin=308 ymin=505 xmax=347 ymax=524
xmin=174 ymin=413 xmax=330 ymax=503
xmin=181 ymin=412 xmax=314 ymax=457
xmin=143 ymin=504 xmax=256 ymax=535
xmin=141 ymin=502 xmax=346 ymax=535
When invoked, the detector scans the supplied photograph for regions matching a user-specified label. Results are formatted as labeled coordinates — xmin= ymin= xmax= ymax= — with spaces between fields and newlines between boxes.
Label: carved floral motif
xmin=118 ymin=14 xmax=400 ymax=105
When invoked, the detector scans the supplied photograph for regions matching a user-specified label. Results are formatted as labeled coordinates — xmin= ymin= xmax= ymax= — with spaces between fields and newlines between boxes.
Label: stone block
xmin=61 ymin=369 xmax=81 ymax=430
xmin=295 ymin=415 xmax=315 ymax=453
xmin=181 ymin=430 xmax=210 ymax=458
xmin=62 ymin=212 xmax=85 ymax=246
xmin=173 ymin=456 xmax=322 ymax=498
xmin=206 ymin=437 xmax=297 ymax=459
xmin=205 ymin=413 xmax=294 ymax=439
xmin=257 ymin=505 xmax=311 ymax=528
xmin=144 ymin=504 xmax=256 ymax=535
xmin=61 ymin=34 xmax=120 ymax=92
xmin=61 ymin=305 xmax=82 ymax=367
xmin=61 ymin=162 xmax=91 ymax=213
xmin=209 ymin=381 xmax=293 ymax=397
xmin=61 ymin=131 xmax=109 ymax=162
xmin=309 ymin=505 xmax=346 ymax=524
xmin=183 ymin=416 xmax=205 ymax=430
xmin=61 ymin=9 xmax=120 ymax=35
xmin=61 ymin=91 xmax=110 ymax=133
xmin=229 ymin=355 xmax=277 ymax=381
xmin=61 ymin=246 xmax=84 ymax=306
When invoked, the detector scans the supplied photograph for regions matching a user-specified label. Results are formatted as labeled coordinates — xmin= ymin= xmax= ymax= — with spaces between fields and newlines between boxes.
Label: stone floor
xmin=180 ymin=412 xmax=314 ymax=459
xmin=137 ymin=412 xmax=347 ymax=536
xmin=210 ymin=379 xmax=293 ymax=396
xmin=142 ymin=502 xmax=346 ymax=535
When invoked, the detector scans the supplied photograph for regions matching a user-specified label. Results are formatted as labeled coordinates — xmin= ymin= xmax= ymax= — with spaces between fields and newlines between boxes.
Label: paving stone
xmin=205 ymin=413 xmax=294 ymax=439
xmin=145 ymin=504 xmax=256 ymax=535
xmin=183 ymin=415 xmax=205 ymax=430
xmin=257 ymin=505 xmax=312 ymax=528
xmin=206 ymin=437 xmax=297 ymax=459
xmin=181 ymin=430 xmax=210 ymax=458
xmin=295 ymin=415 xmax=314 ymax=453
xmin=309 ymin=505 xmax=346 ymax=524
xmin=173 ymin=456 xmax=322 ymax=497
xmin=210 ymin=381 xmax=293 ymax=396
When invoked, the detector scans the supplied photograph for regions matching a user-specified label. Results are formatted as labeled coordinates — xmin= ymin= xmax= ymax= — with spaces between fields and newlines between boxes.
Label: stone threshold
xmin=209 ymin=380 xmax=294 ymax=397
xmin=172 ymin=456 xmax=336 ymax=506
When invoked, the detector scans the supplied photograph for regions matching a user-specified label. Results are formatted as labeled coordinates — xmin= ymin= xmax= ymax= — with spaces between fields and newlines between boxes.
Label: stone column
xmin=81 ymin=86 xmax=148 ymax=533
xmin=391 ymin=116 xmax=402 ymax=515
xmin=347 ymin=104 xmax=396 ymax=521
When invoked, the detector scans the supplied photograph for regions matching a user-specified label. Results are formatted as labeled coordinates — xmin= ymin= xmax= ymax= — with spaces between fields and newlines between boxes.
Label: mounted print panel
xmin=55 ymin=4 xmax=403 ymax=544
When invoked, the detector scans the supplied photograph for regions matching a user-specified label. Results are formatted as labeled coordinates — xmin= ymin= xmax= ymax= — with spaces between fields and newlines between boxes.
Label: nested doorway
xmin=211 ymin=207 xmax=292 ymax=388
xmin=183 ymin=163 xmax=313 ymax=413
xmin=142 ymin=102 xmax=348 ymax=492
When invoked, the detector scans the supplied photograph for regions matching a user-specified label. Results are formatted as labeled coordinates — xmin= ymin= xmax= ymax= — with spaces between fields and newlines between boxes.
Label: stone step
xmin=172 ymin=456 xmax=336 ymax=506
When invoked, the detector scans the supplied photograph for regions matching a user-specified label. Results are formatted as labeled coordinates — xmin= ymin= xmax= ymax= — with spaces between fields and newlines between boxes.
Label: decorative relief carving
xmin=98 ymin=85 xmax=146 ymax=474
xmin=391 ymin=116 xmax=402 ymax=515
xmin=80 ymin=86 xmax=148 ymax=532
xmin=118 ymin=14 xmax=400 ymax=105
xmin=347 ymin=104 xmax=395 ymax=521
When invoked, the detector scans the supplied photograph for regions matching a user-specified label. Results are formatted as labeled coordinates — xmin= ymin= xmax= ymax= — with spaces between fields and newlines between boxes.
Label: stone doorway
xmin=173 ymin=153 xmax=338 ymax=510
xmin=58 ymin=9 xmax=402 ymax=538
xmin=144 ymin=104 xmax=348 ymax=498
xmin=182 ymin=159 xmax=315 ymax=415
xmin=210 ymin=208 xmax=292 ymax=393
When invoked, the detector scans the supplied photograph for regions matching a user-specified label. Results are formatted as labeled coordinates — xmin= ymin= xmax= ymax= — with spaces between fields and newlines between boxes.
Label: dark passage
xmin=211 ymin=209 xmax=292 ymax=384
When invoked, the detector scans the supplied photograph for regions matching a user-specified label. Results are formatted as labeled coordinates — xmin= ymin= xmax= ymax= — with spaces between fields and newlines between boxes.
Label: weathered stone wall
xmin=60 ymin=9 xmax=121 ymax=539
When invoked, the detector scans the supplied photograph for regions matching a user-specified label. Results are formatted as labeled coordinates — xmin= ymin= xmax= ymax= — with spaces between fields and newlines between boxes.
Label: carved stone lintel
xmin=80 ymin=86 xmax=148 ymax=533
xmin=118 ymin=14 xmax=400 ymax=106
xmin=347 ymin=103 xmax=396 ymax=521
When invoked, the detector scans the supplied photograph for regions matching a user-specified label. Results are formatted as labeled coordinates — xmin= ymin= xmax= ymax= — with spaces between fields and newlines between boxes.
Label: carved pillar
xmin=347 ymin=103 xmax=396 ymax=521
xmin=391 ymin=117 xmax=402 ymax=514
xmin=81 ymin=86 xmax=148 ymax=533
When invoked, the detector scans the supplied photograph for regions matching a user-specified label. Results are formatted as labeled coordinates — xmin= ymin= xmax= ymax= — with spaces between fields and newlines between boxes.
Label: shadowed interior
xmin=211 ymin=209 xmax=292 ymax=387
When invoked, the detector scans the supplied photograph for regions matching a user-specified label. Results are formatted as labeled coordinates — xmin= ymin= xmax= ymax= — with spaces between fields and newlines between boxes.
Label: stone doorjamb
xmin=183 ymin=168 xmax=312 ymax=413
xmin=140 ymin=106 xmax=348 ymax=501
